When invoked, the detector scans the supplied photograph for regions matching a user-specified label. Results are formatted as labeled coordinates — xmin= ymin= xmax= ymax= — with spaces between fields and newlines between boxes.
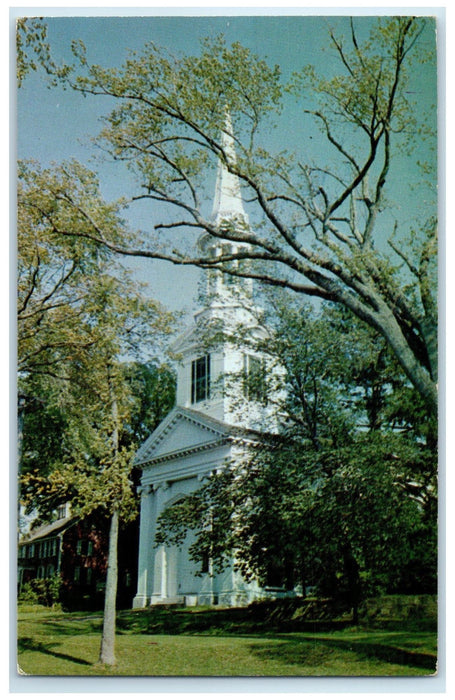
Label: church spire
xmin=198 ymin=111 xmax=253 ymax=301
xmin=210 ymin=111 xmax=249 ymax=228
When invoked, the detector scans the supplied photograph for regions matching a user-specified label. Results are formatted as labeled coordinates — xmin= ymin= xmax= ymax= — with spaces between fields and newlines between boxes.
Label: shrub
xmin=19 ymin=574 xmax=62 ymax=607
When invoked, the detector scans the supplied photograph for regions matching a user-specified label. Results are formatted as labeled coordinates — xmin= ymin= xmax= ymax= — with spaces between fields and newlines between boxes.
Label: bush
xmin=19 ymin=574 xmax=62 ymax=607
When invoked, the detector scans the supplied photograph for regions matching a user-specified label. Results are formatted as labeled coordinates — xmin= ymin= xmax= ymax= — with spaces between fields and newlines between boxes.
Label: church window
xmin=244 ymin=354 xmax=267 ymax=403
xmin=201 ymin=552 xmax=210 ymax=574
xmin=265 ymin=564 xmax=285 ymax=588
xmin=191 ymin=355 xmax=211 ymax=403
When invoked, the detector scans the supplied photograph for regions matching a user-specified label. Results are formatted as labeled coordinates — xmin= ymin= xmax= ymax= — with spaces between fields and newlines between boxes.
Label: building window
xmin=57 ymin=504 xmax=67 ymax=519
xmin=265 ymin=564 xmax=285 ymax=589
xmin=200 ymin=552 xmax=210 ymax=574
xmin=76 ymin=540 xmax=82 ymax=555
xmin=244 ymin=354 xmax=267 ymax=403
xmin=74 ymin=566 xmax=81 ymax=583
xmin=191 ymin=355 xmax=211 ymax=403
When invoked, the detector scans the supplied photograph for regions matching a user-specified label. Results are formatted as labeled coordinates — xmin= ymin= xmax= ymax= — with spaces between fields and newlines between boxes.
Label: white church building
xmin=132 ymin=118 xmax=284 ymax=608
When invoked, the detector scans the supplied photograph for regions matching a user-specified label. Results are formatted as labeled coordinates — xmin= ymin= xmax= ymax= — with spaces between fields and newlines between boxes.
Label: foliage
xmin=36 ymin=16 xmax=438 ymax=412
xmin=121 ymin=361 xmax=176 ymax=448
xmin=16 ymin=18 xmax=53 ymax=87
xmin=156 ymin=300 xmax=437 ymax=614
xmin=18 ymin=159 xmax=175 ymax=510
xmin=17 ymin=159 xmax=176 ymax=665
xmin=18 ymin=574 xmax=62 ymax=608
xmin=156 ymin=434 xmax=436 ymax=602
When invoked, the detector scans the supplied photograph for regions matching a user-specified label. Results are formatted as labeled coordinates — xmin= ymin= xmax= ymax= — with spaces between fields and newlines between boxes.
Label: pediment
xmin=134 ymin=407 xmax=229 ymax=466
xmin=169 ymin=324 xmax=199 ymax=355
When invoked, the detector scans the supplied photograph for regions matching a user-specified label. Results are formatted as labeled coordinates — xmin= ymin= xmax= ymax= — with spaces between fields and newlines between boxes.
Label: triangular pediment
xmin=134 ymin=407 xmax=229 ymax=466
xmin=170 ymin=323 xmax=199 ymax=355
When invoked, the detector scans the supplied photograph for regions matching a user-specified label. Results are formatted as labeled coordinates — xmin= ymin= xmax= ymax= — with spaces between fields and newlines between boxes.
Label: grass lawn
xmin=17 ymin=603 xmax=438 ymax=677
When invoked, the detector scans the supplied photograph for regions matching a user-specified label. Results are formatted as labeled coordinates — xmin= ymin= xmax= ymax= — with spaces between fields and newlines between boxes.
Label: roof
xmin=134 ymin=404 xmax=273 ymax=468
xmin=19 ymin=515 xmax=75 ymax=544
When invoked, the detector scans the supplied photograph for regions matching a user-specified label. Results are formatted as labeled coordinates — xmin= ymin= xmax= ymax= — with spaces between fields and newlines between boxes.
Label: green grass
xmin=16 ymin=603 xmax=438 ymax=677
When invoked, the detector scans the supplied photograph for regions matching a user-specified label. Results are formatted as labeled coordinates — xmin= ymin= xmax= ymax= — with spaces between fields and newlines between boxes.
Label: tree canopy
xmin=17 ymin=159 xmax=176 ymax=665
xmin=156 ymin=299 xmax=437 ymax=617
xmin=36 ymin=15 xmax=438 ymax=413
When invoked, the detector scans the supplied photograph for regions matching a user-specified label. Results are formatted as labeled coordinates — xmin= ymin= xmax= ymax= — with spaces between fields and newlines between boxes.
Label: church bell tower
xmin=172 ymin=113 xmax=272 ymax=429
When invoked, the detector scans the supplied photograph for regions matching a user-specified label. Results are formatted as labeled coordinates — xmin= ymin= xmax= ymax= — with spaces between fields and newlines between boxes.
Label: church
xmin=132 ymin=117 xmax=284 ymax=608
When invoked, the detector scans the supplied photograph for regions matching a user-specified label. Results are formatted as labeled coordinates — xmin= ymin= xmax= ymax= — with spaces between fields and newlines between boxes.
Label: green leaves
xmin=18 ymin=159 xmax=176 ymax=526
xmin=20 ymin=18 xmax=437 ymax=410
xmin=16 ymin=18 xmax=54 ymax=87
xmin=156 ymin=296 xmax=436 ymax=602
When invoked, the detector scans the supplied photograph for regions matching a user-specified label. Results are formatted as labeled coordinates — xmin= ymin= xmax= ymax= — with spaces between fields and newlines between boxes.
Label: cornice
xmin=139 ymin=435 xmax=231 ymax=468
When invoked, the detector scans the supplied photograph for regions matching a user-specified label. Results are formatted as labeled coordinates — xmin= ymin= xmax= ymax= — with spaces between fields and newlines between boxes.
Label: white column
xmin=160 ymin=546 xmax=168 ymax=598
xmin=150 ymin=482 xmax=171 ymax=603
xmin=132 ymin=485 xmax=154 ymax=609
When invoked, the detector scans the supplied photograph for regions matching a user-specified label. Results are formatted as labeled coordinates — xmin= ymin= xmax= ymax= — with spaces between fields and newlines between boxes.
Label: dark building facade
xmin=18 ymin=505 xmax=138 ymax=610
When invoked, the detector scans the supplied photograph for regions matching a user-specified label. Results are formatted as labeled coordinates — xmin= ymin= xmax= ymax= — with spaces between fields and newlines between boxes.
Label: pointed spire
xmin=211 ymin=111 xmax=249 ymax=227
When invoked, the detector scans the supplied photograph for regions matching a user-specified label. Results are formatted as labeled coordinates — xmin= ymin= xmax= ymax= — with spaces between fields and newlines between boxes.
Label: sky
xmin=16 ymin=11 xmax=439 ymax=319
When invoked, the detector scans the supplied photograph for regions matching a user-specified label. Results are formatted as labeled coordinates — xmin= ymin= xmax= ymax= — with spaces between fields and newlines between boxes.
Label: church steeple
xmin=210 ymin=111 xmax=249 ymax=229
xmin=171 ymin=112 xmax=277 ymax=428
xmin=199 ymin=111 xmax=253 ymax=301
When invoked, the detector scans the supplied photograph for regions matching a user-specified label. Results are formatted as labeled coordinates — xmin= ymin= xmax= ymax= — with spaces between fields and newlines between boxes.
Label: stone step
xmin=150 ymin=596 xmax=185 ymax=606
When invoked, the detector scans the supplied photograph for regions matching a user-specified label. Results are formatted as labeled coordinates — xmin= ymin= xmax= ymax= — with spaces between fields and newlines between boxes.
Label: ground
xmin=17 ymin=596 xmax=437 ymax=677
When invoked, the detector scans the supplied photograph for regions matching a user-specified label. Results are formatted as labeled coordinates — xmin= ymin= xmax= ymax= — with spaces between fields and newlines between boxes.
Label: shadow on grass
xmin=18 ymin=637 xmax=92 ymax=667
xmin=116 ymin=607 xmax=354 ymax=637
xmin=38 ymin=617 xmax=104 ymax=637
xmin=249 ymin=634 xmax=437 ymax=673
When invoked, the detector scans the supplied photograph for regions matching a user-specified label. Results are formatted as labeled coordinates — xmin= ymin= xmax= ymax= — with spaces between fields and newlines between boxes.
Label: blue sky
xmin=16 ymin=13 xmax=438 ymax=315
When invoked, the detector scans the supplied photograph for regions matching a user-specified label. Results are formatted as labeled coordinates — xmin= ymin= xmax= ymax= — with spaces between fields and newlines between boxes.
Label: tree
xmin=121 ymin=361 xmax=176 ymax=447
xmin=41 ymin=16 xmax=437 ymax=413
xmin=18 ymin=160 xmax=175 ymax=666
xmin=16 ymin=18 xmax=52 ymax=87
xmin=155 ymin=300 xmax=437 ymax=619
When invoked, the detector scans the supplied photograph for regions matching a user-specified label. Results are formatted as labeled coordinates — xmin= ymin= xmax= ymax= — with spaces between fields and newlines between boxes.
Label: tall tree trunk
xmin=99 ymin=506 xmax=119 ymax=665
xmin=343 ymin=546 xmax=361 ymax=626
xmin=99 ymin=366 xmax=120 ymax=666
